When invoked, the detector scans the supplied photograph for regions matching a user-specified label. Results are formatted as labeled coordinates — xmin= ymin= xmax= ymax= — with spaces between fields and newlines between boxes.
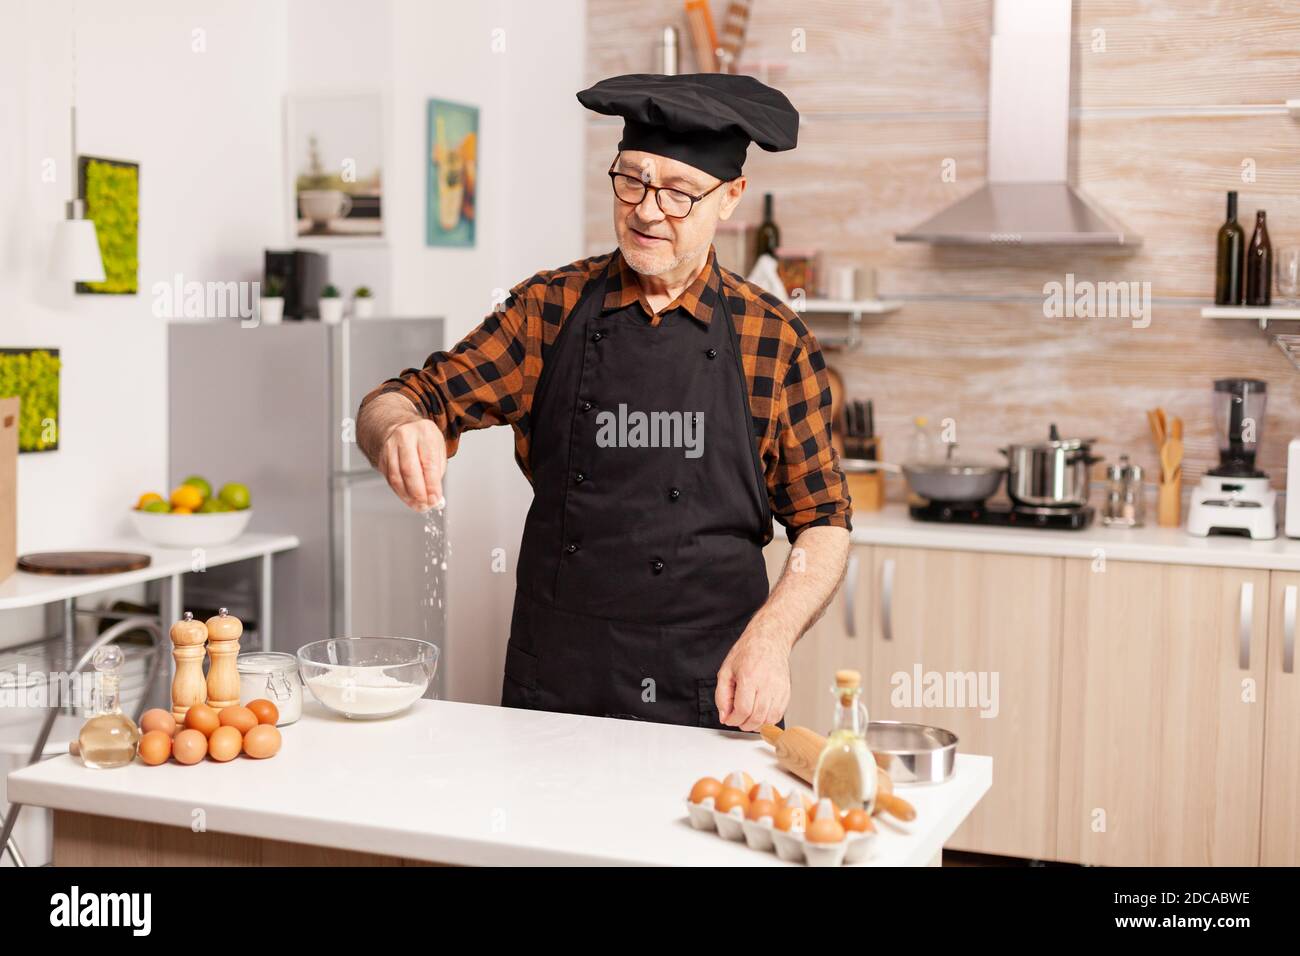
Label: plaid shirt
xmin=363 ymin=247 xmax=851 ymax=542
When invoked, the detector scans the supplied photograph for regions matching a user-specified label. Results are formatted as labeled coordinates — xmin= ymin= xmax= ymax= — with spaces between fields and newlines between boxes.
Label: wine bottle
xmin=755 ymin=193 xmax=780 ymax=259
xmin=1214 ymin=191 xmax=1245 ymax=306
xmin=1245 ymin=209 xmax=1272 ymax=306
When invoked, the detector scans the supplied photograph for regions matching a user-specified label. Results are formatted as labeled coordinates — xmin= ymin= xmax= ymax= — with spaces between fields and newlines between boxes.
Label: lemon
xmin=171 ymin=506 xmax=194 ymax=515
xmin=141 ymin=500 xmax=171 ymax=514
xmin=136 ymin=492 xmax=164 ymax=510
xmin=170 ymin=484 xmax=204 ymax=511
xmin=218 ymin=482 xmax=251 ymax=510
xmin=181 ymin=475 xmax=212 ymax=500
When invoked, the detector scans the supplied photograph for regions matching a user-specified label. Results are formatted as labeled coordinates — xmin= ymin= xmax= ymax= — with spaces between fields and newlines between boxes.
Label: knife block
xmin=844 ymin=437 xmax=885 ymax=512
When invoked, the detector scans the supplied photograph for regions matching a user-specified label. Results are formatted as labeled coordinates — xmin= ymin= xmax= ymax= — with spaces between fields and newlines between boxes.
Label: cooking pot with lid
xmin=1004 ymin=424 xmax=1103 ymax=508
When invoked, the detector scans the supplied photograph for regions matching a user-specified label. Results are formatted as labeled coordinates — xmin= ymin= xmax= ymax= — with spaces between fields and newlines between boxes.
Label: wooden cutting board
xmin=18 ymin=551 xmax=152 ymax=576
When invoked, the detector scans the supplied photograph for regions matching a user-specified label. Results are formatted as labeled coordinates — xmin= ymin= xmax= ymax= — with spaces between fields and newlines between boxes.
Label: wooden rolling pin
xmin=760 ymin=724 xmax=916 ymax=822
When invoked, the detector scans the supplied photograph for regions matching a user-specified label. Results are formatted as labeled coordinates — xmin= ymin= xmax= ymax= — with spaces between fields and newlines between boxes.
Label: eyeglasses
xmin=607 ymin=163 xmax=727 ymax=219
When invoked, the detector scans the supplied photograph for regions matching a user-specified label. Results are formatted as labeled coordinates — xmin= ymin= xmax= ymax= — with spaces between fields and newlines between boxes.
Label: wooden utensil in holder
xmin=205 ymin=608 xmax=243 ymax=711
xmin=170 ymin=611 xmax=209 ymax=723
xmin=1150 ymin=409 xmax=1183 ymax=527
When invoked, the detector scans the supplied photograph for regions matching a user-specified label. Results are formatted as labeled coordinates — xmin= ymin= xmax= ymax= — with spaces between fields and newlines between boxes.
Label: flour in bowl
xmin=305 ymin=666 xmax=425 ymax=716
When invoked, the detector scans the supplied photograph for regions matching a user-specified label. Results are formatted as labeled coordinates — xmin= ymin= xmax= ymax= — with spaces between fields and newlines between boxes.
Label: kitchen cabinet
xmin=1261 ymin=571 xmax=1300 ymax=866
xmin=862 ymin=547 xmax=1063 ymax=860
xmin=1056 ymin=559 xmax=1268 ymax=866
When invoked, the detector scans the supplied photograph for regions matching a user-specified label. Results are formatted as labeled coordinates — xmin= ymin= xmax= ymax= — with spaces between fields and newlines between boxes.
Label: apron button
xmin=668 ymin=487 xmax=681 ymax=500
xmin=706 ymin=347 xmax=717 ymax=359
xmin=581 ymin=400 xmax=594 ymax=412
xmin=651 ymin=559 xmax=665 ymax=573
xmin=566 ymin=543 xmax=580 ymax=554
xmin=575 ymin=471 xmax=586 ymax=483
xmin=591 ymin=331 xmax=604 ymax=343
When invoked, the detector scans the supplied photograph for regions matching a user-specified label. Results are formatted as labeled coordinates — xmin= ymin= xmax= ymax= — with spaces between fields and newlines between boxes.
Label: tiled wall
xmin=584 ymin=0 xmax=1300 ymax=491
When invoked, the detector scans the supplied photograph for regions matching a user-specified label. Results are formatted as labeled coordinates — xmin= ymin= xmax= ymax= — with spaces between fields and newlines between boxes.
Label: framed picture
xmin=0 ymin=348 xmax=61 ymax=453
xmin=286 ymin=92 xmax=384 ymax=241
xmin=426 ymin=99 xmax=478 ymax=247
xmin=77 ymin=156 xmax=138 ymax=295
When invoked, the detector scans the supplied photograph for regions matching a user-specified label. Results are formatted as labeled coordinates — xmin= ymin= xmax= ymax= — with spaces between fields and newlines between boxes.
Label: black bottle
xmin=1245 ymin=209 xmax=1272 ymax=306
xmin=1214 ymin=191 xmax=1245 ymax=306
xmin=755 ymin=193 xmax=780 ymax=259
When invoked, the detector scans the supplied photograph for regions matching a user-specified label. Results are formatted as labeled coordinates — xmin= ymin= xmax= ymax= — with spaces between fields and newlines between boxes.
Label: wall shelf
xmin=794 ymin=299 xmax=903 ymax=350
xmin=1201 ymin=305 xmax=1300 ymax=330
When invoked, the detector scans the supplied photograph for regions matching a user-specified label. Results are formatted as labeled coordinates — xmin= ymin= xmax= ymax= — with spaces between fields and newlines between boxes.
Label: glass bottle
xmin=813 ymin=670 xmax=878 ymax=811
xmin=755 ymin=193 xmax=780 ymax=259
xmin=1245 ymin=209 xmax=1272 ymax=306
xmin=1214 ymin=191 xmax=1245 ymax=306
xmin=77 ymin=646 xmax=141 ymax=769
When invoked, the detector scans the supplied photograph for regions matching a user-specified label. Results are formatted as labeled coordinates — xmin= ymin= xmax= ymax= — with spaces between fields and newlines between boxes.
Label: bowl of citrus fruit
xmin=130 ymin=476 xmax=253 ymax=547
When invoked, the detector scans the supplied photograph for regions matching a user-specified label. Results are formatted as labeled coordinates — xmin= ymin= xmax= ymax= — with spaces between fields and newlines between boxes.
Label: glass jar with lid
xmin=236 ymin=651 xmax=301 ymax=725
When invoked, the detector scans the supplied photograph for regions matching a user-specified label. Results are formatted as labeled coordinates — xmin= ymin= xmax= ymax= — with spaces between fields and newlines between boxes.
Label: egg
xmin=749 ymin=781 xmax=783 ymax=805
xmin=746 ymin=797 xmax=777 ymax=822
xmin=184 ymin=704 xmax=220 ymax=737
xmin=714 ymin=786 xmax=749 ymax=816
xmin=172 ymin=729 xmax=208 ymax=765
xmin=841 ymin=808 xmax=875 ymax=833
xmin=773 ymin=805 xmax=806 ymax=833
xmin=688 ymin=776 xmax=722 ymax=805
xmin=242 ymin=723 xmax=281 ymax=759
xmin=219 ymin=706 xmax=258 ymax=735
xmin=137 ymin=730 xmax=172 ymax=766
xmin=247 ymin=698 xmax=279 ymax=726
xmin=139 ymin=708 xmax=176 ymax=737
xmin=208 ymin=725 xmax=243 ymax=762
xmin=807 ymin=816 xmax=846 ymax=844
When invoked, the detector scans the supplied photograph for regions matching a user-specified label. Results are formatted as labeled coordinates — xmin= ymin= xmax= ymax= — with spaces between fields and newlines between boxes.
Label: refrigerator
xmin=168 ymin=319 xmax=447 ymax=698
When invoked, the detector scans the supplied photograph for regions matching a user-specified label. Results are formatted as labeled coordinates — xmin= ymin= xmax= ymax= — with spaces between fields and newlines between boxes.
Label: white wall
xmin=0 ymin=0 xmax=288 ymax=641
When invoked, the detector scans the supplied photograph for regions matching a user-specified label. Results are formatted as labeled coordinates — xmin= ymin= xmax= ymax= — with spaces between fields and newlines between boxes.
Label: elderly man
xmin=357 ymin=73 xmax=851 ymax=732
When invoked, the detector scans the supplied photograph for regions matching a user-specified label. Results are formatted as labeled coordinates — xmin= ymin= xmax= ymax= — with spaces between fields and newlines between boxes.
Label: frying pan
xmin=847 ymin=443 xmax=1006 ymax=504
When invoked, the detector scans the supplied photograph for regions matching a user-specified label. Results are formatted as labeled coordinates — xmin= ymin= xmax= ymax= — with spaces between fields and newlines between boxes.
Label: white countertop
xmin=6 ymin=699 xmax=991 ymax=867
xmin=0 ymin=533 xmax=300 ymax=611
xmin=851 ymin=504 xmax=1300 ymax=571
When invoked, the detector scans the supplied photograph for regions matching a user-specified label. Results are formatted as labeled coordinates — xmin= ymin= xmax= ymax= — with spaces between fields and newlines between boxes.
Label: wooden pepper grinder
xmin=170 ymin=611 xmax=209 ymax=723
xmin=205 ymin=608 xmax=243 ymax=711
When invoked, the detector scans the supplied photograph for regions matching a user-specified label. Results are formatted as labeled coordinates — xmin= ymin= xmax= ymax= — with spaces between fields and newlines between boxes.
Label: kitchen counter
xmin=850 ymin=503 xmax=1300 ymax=571
xmin=7 ymin=699 xmax=991 ymax=867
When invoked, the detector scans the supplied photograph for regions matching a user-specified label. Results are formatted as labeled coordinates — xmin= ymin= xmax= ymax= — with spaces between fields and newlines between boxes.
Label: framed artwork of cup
xmin=286 ymin=92 xmax=385 ymax=242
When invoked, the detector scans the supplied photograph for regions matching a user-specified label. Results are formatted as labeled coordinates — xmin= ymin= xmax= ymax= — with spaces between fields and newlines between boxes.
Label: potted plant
xmin=260 ymin=274 xmax=285 ymax=326
xmin=352 ymin=285 xmax=374 ymax=319
xmin=318 ymin=283 xmax=344 ymax=324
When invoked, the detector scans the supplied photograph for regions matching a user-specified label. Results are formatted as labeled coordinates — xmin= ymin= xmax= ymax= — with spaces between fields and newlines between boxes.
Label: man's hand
xmin=358 ymin=392 xmax=447 ymax=512
xmin=715 ymin=620 xmax=792 ymax=732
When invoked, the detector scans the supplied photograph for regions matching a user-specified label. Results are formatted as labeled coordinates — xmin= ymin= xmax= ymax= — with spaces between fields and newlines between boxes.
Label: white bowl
xmin=129 ymin=508 xmax=252 ymax=548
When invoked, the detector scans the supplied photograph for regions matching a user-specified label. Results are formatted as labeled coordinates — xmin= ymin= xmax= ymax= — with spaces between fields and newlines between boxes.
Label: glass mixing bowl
xmin=297 ymin=637 xmax=439 ymax=720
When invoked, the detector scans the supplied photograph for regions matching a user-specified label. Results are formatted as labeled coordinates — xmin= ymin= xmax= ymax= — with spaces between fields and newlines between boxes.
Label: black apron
xmin=502 ymin=255 xmax=771 ymax=728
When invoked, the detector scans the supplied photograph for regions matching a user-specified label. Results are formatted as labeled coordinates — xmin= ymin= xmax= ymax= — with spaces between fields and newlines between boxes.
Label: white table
xmin=7 ymin=698 xmax=992 ymax=867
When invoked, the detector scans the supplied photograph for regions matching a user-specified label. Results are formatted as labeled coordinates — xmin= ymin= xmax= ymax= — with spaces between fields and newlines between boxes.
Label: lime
xmin=218 ymin=482 xmax=251 ymax=510
xmin=141 ymin=500 xmax=170 ymax=513
xmin=136 ymin=492 xmax=164 ymax=509
xmin=197 ymin=498 xmax=223 ymax=513
xmin=181 ymin=475 xmax=212 ymax=500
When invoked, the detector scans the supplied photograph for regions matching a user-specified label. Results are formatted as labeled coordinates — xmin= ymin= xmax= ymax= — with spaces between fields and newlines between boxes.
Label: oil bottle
xmin=813 ymin=669 xmax=877 ymax=811
xmin=77 ymin=645 xmax=140 ymax=769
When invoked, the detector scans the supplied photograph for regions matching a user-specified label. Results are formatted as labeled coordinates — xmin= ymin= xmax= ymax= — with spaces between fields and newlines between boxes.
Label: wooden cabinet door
xmin=1261 ymin=571 xmax=1300 ymax=865
xmin=865 ymin=546 xmax=1064 ymax=860
xmin=764 ymin=540 xmax=871 ymax=733
xmin=1057 ymin=559 xmax=1268 ymax=866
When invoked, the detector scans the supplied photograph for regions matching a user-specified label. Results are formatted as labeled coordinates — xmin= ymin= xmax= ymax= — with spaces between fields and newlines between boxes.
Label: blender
xmin=1187 ymin=378 xmax=1277 ymax=539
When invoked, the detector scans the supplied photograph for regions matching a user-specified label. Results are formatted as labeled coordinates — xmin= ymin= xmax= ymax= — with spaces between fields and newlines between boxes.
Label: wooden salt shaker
xmin=170 ymin=611 xmax=209 ymax=723
xmin=205 ymin=608 xmax=243 ymax=711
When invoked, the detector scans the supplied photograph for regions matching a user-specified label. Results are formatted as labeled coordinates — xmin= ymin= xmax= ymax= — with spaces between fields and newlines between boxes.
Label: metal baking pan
xmin=868 ymin=720 xmax=958 ymax=785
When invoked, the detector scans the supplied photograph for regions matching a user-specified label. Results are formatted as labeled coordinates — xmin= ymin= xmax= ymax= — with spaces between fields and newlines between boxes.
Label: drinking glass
xmin=1276 ymin=247 xmax=1300 ymax=306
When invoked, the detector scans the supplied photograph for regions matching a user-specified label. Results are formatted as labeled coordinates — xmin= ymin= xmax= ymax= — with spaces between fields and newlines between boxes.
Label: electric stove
xmin=909 ymin=500 xmax=1095 ymax=530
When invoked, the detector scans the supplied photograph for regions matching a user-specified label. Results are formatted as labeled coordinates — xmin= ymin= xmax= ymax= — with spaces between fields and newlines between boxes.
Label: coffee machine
xmin=1187 ymin=378 xmax=1277 ymax=539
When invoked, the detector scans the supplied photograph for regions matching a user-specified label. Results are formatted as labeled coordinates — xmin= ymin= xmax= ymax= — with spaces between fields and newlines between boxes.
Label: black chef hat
xmin=576 ymin=73 xmax=799 ymax=181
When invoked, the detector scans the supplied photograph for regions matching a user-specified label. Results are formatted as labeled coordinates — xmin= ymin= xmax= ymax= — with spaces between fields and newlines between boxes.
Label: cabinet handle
xmin=843 ymin=551 xmax=860 ymax=638
xmin=880 ymin=558 xmax=896 ymax=642
xmin=1284 ymin=585 xmax=1296 ymax=675
xmin=1238 ymin=581 xmax=1254 ymax=671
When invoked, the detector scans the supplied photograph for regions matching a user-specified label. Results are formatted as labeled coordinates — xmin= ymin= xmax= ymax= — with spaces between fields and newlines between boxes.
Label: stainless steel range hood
xmin=896 ymin=0 xmax=1139 ymax=247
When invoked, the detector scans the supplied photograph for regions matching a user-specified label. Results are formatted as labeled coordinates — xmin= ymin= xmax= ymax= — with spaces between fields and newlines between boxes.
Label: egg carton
xmin=684 ymin=798 xmax=876 ymax=867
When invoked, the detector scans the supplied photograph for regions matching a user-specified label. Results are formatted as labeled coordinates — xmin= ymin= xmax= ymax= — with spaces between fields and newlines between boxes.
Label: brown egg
xmin=242 ymin=723 xmax=281 ymax=759
xmin=841 ymin=808 xmax=875 ymax=833
xmin=749 ymin=781 xmax=783 ymax=805
xmin=807 ymin=816 xmax=846 ymax=844
xmin=208 ymin=725 xmax=243 ymax=762
xmin=139 ymin=708 xmax=176 ymax=737
xmin=172 ymin=729 xmax=208 ymax=765
xmin=246 ymin=698 xmax=279 ymax=726
xmin=185 ymin=704 xmax=220 ymax=737
xmin=714 ymin=786 xmax=749 ymax=816
xmin=746 ymin=798 xmax=777 ymax=822
xmin=688 ymin=776 xmax=722 ymax=805
xmin=774 ymin=805 xmax=806 ymax=833
xmin=219 ymin=706 xmax=258 ymax=735
xmin=137 ymin=730 xmax=172 ymax=766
